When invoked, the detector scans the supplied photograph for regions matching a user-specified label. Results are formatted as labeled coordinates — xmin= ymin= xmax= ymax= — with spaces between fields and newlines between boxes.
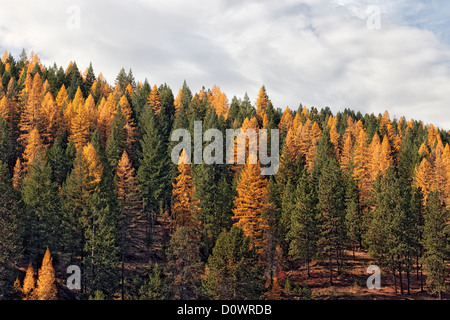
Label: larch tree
xmin=414 ymin=157 xmax=434 ymax=204
xmin=352 ymin=124 xmax=371 ymax=202
xmin=207 ymin=85 xmax=229 ymax=118
xmin=255 ymin=86 xmax=270 ymax=123
xmin=22 ymin=262 xmax=36 ymax=300
xmin=148 ymin=84 xmax=162 ymax=115
xmin=232 ymin=160 xmax=270 ymax=255
xmin=115 ymin=150 xmax=144 ymax=300
xmin=19 ymin=73 xmax=44 ymax=146
xmin=40 ymin=92 xmax=61 ymax=146
xmin=172 ymin=151 xmax=200 ymax=229
xmin=35 ymin=248 xmax=57 ymax=300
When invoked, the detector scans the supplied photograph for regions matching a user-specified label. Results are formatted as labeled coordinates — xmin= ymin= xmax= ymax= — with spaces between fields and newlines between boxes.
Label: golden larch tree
xmin=97 ymin=94 xmax=116 ymax=145
xmin=379 ymin=135 xmax=393 ymax=176
xmin=172 ymin=151 xmax=200 ymax=229
xmin=19 ymin=73 xmax=44 ymax=145
xmin=12 ymin=158 xmax=23 ymax=190
xmin=35 ymin=248 xmax=57 ymax=300
xmin=279 ymin=107 xmax=293 ymax=131
xmin=118 ymin=95 xmax=137 ymax=155
xmin=174 ymin=88 xmax=183 ymax=116
xmin=414 ymin=157 xmax=434 ymax=204
xmin=368 ymin=133 xmax=381 ymax=181
xmin=22 ymin=127 xmax=45 ymax=171
xmin=340 ymin=132 xmax=353 ymax=172
xmin=329 ymin=122 xmax=340 ymax=161
xmin=352 ymin=124 xmax=371 ymax=201
xmin=232 ymin=160 xmax=269 ymax=254
xmin=148 ymin=84 xmax=162 ymax=115
xmin=40 ymin=92 xmax=61 ymax=146
xmin=255 ymin=86 xmax=269 ymax=122
xmin=207 ymin=85 xmax=229 ymax=118
xmin=22 ymin=262 xmax=36 ymax=300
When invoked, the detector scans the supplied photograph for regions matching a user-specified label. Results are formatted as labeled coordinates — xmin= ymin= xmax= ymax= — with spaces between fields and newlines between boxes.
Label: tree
xmin=22 ymin=262 xmax=36 ymax=300
xmin=172 ymin=151 xmax=200 ymax=229
xmin=106 ymin=105 xmax=127 ymax=170
xmin=286 ymin=167 xmax=318 ymax=277
xmin=421 ymin=191 xmax=449 ymax=299
xmin=317 ymin=157 xmax=347 ymax=285
xmin=35 ymin=248 xmax=57 ymax=300
xmin=232 ymin=161 xmax=270 ymax=255
xmin=115 ymin=150 xmax=144 ymax=300
xmin=139 ymin=263 xmax=168 ymax=300
xmin=202 ymin=227 xmax=264 ymax=299
xmin=166 ymin=227 xmax=203 ymax=300
xmin=137 ymin=108 xmax=170 ymax=231
xmin=207 ymin=85 xmax=229 ymax=118
xmin=148 ymin=84 xmax=162 ymax=115
xmin=0 ymin=160 xmax=22 ymax=299
xmin=255 ymin=86 xmax=270 ymax=123
xmin=352 ymin=124 xmax=371 ymax=202
xmin=19 ymin=73 xmax=44 ymax=146
xmin=21 ymin=152 xmax=61 ymax=265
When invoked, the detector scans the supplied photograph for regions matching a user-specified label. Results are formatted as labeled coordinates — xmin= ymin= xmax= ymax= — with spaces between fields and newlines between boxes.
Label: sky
xmin=0 ymin=0 xmax=449 ymax=129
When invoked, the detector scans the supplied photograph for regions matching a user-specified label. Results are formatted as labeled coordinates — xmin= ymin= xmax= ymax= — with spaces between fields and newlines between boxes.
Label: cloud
xmin=0 ymin=0 xmax=449 ymax=129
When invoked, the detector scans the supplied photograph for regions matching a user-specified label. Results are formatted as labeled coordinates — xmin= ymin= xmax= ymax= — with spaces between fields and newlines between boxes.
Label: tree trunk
xmin=398 ymin=261 xmax=404 ymax=295
xmin=329 ymin=250 xmax=333 ymax=286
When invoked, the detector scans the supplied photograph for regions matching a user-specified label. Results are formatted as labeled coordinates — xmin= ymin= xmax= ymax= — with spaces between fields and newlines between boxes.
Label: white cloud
xmin=0 ymin=0 xmax=449 ymax=129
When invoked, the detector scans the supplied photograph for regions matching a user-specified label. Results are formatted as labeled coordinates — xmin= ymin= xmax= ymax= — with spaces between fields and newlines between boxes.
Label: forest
xmin=0 ymin=49 xmax=449 ymax=300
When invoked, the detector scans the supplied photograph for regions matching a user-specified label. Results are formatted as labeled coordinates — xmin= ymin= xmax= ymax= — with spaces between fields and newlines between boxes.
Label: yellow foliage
xmin=35 ymin=248 xmax=57 ymax=300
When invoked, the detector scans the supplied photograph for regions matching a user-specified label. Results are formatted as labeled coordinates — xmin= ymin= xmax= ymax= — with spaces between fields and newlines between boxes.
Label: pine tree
xmin=0 ymin=160 xmax=22 ymax=299
xmin=316 ymin=157 xmax=347 ymax=285
xmin=21 ymin=152 xmax=61 ymax=265
xmin=286 ymin=167 xmax=318 ymax=277
xmin=137 ymin=108 xmax=170 ymax=241
xmin=202 ymin=227 xmax=264 ymax=299
xmin=35 ymin=248 xmax=57 ymax=300
xmin=106 ymin=105 xmax=127 ymax=170
xmin=421 ymin=191 xmax=449 ymax=299
xmin=139 ymin=263 xmax=168 ymax=300
xmin=166 ymin=227 xmax=203 ymax=299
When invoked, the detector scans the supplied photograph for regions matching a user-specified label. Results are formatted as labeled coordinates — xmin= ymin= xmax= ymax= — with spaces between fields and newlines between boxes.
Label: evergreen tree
xmin=0 ymin=160 xmax=22 ymax=299
xmin=139 ymin=263 xmax=168 ymax=300
xmin=137 ymin=108 xmax=170 ymax=232
xmin=202 ymin=227 xmax=264 ymax=299
xmin=286 ymin=167 xmax=318 ymax=277
xmin=21 ymin=153 xmax=61 ymax=265
xmin=106 ymin=105 xmax=127 ymax=170
xmin=316 ymin=157 xmax=346 ymax=285
xmin=166 ymin=227 xmax=203 ymax=300
xmin=421 ymin=191 xmax=449 ymax=299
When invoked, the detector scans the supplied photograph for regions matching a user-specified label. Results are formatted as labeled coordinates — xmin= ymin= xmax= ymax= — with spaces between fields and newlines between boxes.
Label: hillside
xmin=0 ymin=50 xmax=449 ymax=300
